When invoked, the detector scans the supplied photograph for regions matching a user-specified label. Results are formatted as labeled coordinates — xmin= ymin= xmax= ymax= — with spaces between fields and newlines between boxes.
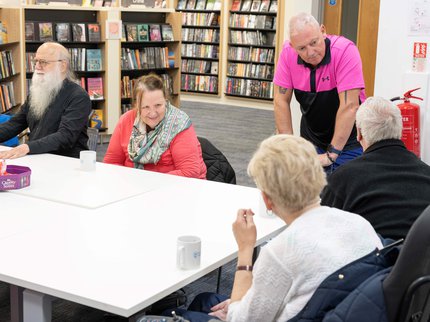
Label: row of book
xmin=181 ymin=74 xmax=218 ymax=93
xmin=231 ymin=0 xmax=277 ymax=13
xmin=0 ymin=22 xmax=8 ymax=45
xmin=121 ymin=74 xmax=173 ymax=99
xmin=177 ymin=0 xmax=221 ymax=11
xmin=181 ymin=44 xmax=219 ymax=59
xmin=0 ymin=51 xmax=16 ymax=80
xmin=29 ymin=0 xmax=114 ymax=6
xmin=182 ymin=28 xmax=220 ymax=43
xmin=25 ymin=49 xmax=103 ymax=72
xmin=182 ymin=12 xmax=220 ymax=27
xmin=181 ymin=59 xmax=218 ymax=75
xmin=228 ymin=47 xmax=274 ymax=63
xmin=230 ymin=14 xmax=276 ymax=30
xmin=124 ymin=24 xmax=173 ymax=42
xmin=79 ymin=77 xmax=104 ymax=100
xmin=227 ymin=62 xmax=274 ymax=80
xmin=229 ymin=30 xmax=276 ymax=47
xmin=25 ymin=22 xmax=101 ymax=43
xmin=121 ymin=47 xmax=173 ymax=70
xmin=225 ymin=77 xmax=273 ymax=99
xmin=0 ymin=81 xmax=17 ymax=112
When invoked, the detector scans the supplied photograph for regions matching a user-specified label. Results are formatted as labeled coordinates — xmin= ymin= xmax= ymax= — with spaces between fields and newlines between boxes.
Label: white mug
xmin=176 ymin=235 xmax=201 ymax=270
xmin=80 ymin=150 xmax=96 ymax=171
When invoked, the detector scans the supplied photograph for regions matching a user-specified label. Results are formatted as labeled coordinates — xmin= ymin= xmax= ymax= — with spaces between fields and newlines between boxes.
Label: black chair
xmin=198 ymin=136 xmax=236 ymax=184
xmin=383 ymin=204 xmax=430 ymax=322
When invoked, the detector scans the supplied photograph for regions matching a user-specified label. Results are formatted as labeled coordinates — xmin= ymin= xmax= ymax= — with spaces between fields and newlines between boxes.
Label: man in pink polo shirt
xmin=274 ymin=12 xmax=366 ymax=173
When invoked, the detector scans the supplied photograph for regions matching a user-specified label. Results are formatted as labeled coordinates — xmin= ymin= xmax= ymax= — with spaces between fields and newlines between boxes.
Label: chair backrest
xmin=197 ymin=136 xmax=236 ymax=184
xmin=383 ymin=205 xmax=430 ymax=322
xmin=87 ymin=127 xmax=99 ymax=152
xmin=0 ymin=114 xmax=19 ymax=147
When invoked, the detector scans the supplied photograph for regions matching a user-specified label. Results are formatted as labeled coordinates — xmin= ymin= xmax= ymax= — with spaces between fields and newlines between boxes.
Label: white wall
xmin=375 ymin=0 xmax=430 ymax=164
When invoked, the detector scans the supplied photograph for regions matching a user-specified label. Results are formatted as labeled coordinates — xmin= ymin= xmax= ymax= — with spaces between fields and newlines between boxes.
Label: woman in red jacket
xmin=104 ymin=74 xmax=206 ymax=179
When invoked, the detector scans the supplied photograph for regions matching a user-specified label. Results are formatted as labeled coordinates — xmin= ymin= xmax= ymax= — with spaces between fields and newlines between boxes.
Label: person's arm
xmin=103 ymin=115 xmax=128 ymax=166
xmin=274 ymin=86 xmax=294 ymax=134
xmin=26 ymin=90 xmax=91 ymax=154
xmin=167 ymin=125 xmax=205 ymax=178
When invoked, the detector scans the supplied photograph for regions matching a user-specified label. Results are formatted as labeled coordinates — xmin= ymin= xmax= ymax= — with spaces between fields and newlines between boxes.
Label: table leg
xmin=10 ymin=285 xmax=23 ymax=322
xmin=23 ymin=289 xmax=52 ymax=322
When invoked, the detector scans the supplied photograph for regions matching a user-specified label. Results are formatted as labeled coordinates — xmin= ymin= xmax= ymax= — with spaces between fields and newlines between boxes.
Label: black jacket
xmin=0 ymin=79 xmax=91 ymax=158
xmin=321 ymin=139 xmax=430 ymax=240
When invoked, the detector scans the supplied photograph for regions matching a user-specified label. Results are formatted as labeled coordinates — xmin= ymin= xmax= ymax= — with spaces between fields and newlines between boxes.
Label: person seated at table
xmin=321 ymin=96 xmax=430 ymax=240
xmin=104 ymin=74 xmax=206 ymax=179
xmin=0 ymin=42 xmax=91 ymax=159
xmin=165 ymin=135 xmax=382 ymax=322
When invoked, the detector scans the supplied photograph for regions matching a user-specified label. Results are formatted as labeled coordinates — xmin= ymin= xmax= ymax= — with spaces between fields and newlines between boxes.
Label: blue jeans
xmin=316 ymin=146 xmax=363 ymax=175
xmin=163 ymin=292 xmax=228 ymax=322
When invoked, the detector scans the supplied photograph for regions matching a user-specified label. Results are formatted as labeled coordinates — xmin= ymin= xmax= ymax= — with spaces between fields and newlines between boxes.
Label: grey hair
xmin=39 ymin=42 xmax=77 ymax=82
xmin=356 ymin=96 xmax=403 ymax=146
xmin=248 ymin=134 xmax=326 ymax=213
xmin=289 ymin=12 xmax=320 ymax=38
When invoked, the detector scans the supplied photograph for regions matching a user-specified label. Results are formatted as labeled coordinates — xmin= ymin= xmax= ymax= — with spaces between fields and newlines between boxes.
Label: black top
xmin=0 ymin=79 xmax=91 ymax=158
xmin=321 ymin=139 xmax=430 ymax=240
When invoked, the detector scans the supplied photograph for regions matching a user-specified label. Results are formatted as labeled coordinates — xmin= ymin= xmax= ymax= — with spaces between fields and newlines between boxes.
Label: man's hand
xmin=0 ymin=144 xmax=30 ymax=159
xmin=208 ymin=298 xmax=231 ymax=321
xmin=318 ymin=152 xmax=337 ymax=167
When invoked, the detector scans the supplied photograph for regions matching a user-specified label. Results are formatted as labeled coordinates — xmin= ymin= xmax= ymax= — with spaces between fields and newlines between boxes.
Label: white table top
xmin=3 ymin=152 xmax=184 ymax=209
xmin=0 ymin=177 xmax=285 ymax=317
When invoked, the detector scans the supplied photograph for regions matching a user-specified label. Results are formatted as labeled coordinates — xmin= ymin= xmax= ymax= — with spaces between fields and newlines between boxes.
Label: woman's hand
xmin=233 ymin=209 xmax=257 ymax=251
xmin=208 ymin=298 xmax=231 ymax=321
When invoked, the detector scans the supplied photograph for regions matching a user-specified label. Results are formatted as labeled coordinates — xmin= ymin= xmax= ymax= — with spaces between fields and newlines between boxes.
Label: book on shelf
xmin=68 ymin=0 xmax=83 ymax=4
xmin=55 ymin=23 xmax=71 ymax=42
xmin=88 ymin=24 xmax=101 ymax=42
xmin=149 ymin=24 xmax=162 ymax=41
xmin=87 ymin=77 xmax=104 ymax=100
xmin=126 ymin=24 xmax=138 ymax=42
xmin=161 ymin=24 xmax=174 ymax=41
xmin=213 ymin=0 xmax=221 ymax=10
xmin=195 ymin=0 xmax=206 ymax=10
xmin=90 ymin=109 xmax=103 ymax=129
xmin=260 ymin=0 xmax=270 ymax=11
xmin=86 ymin=49 xmax=103 ymax=71
xmin=241 ymin=0 xmax=252 ymax=11
xmin=205 ymin=0 xmax=214 ymax=10
xmin=103 ymin=0 xmax=112 ymax=6
xmin=269 ymin=0 xmax=277 ymax=12
xmin=25 ymin=22 xmax=35 ymax=41
xmin=210 ymin=61 xmax=218 ymax=74
xmin=39 ymin=22 xmax=54 ymax=42
xmin=231 ymin=0 xmax=241 ymax=11
xmin=186 ymin=0 xmax=196 ymax=9
xmin=250 ymin=0 xmax=261 ymax=12
xmin=137 ymin=24 xmax=149 ymax=42
xmin=177 ymin=0 xmax=186 ymax=9
xmin=94 ymin=0 xmax=104 ymax=6
xmin=79 ymin=77 xmax=86 ymax=90
xmin=121 ymin=24 xmax=127 ymax=42
xmin=0 ymin=22 xmax=7 ymax=45
xmin=72 ymin=23 xmax=86 ymax=42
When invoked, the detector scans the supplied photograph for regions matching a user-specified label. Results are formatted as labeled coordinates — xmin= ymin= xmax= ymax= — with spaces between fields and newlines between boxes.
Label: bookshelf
xmin=175 ymin=0 xmax=222 ymax=96
xmin=0 ymin=8 xmax=22 ymax=115
xmin=225 ymin=0 xmax=277 ymax=100
xmin=23 ymin=6 xmax=109 ymax=130
xmin=120 ymin=9 xmax=181 ymax=113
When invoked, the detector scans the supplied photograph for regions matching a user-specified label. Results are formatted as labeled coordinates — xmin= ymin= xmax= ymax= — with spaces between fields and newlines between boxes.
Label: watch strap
xmin=236 ymin=265 xmax=253 ymax=272
xmin=327 ymin=144 xmax=342 ymax=155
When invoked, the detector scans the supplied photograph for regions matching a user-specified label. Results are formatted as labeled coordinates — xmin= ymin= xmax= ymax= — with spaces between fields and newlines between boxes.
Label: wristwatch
xmin=327 ymin=144 xmax=342 ymax=155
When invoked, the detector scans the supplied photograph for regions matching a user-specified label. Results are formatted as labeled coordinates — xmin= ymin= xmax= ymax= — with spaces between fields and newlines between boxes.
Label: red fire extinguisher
xmin=391 ymin=88 xmax=423 ymax=158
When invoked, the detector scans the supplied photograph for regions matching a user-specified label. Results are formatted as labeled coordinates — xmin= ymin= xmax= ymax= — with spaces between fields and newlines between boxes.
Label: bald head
xmin=36 ymin=42 xmax=74 ymax=81
xmin=289 ymin=12 xmax=321 ymax=39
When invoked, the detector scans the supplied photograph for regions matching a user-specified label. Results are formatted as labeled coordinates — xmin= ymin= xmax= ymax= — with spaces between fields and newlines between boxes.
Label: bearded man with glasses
xmin=0 ymin=42 xmax=91 ymax=159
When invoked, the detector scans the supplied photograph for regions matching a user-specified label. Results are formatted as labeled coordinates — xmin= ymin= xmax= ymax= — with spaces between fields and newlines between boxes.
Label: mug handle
xmin=177 ymin=245 xmax=185 ymax=269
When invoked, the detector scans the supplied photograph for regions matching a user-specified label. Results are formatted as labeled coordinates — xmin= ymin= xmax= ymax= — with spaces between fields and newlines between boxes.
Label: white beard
xmin=29 ymin=67 xmax=64 ymax=120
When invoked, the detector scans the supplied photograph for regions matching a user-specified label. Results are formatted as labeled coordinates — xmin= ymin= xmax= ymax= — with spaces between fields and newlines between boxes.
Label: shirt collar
xmin=365 ymin=139 xmax=406 ymax=154
xmin=297 ymin=37 xmax=331 ymax=68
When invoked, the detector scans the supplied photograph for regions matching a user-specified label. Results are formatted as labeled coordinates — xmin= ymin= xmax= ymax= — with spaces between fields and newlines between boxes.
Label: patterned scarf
xmin=128 ymin=103 xmax=191 ymax=169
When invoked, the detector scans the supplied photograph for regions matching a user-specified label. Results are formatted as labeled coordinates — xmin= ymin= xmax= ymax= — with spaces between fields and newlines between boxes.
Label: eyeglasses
xmin=31 ymin=59 xmax=64 ymax=68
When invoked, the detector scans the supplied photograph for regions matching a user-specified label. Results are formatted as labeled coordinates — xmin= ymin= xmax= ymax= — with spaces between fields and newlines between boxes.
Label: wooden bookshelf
xmin=23 ymin=6 xmax=109 ymax=130
xmin=225 ymin=0 xmax=278 ymax=100
xmin=120 ymin=10 xmax=181 ymax=112
xmin=175 ymin=0 xmax=222 ymax=95
xmin=0 ymin=8 xmax=22 ymax=114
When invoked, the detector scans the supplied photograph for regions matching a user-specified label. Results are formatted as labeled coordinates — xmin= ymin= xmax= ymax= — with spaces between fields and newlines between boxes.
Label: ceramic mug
xmin=80 ymin=150 xmax=96 ymax=171
xmin=177 ymin=235 xmax=201 ymax=270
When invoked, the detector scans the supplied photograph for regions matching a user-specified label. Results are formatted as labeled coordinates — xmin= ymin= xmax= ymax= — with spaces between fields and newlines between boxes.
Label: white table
xmin=0 ymin=151 xmax=286 ymax=321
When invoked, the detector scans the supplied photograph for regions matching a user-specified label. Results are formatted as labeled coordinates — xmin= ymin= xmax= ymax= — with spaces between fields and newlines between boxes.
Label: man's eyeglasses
xmin=31 ymin=59 xmax=64 ymax=68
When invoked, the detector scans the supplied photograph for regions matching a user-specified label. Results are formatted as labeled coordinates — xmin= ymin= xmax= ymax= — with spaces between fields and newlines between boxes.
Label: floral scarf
xmin=127 ymin=103 xmax=191 ymax=169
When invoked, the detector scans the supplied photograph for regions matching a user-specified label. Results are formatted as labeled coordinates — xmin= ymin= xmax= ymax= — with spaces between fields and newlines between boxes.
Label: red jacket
xmin=104 ymin=109 xmax=206 ymax=179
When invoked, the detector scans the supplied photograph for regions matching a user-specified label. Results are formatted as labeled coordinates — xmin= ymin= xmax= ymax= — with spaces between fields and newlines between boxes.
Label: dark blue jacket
xmin=287 ymin=243 xmax=399 ymax=322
